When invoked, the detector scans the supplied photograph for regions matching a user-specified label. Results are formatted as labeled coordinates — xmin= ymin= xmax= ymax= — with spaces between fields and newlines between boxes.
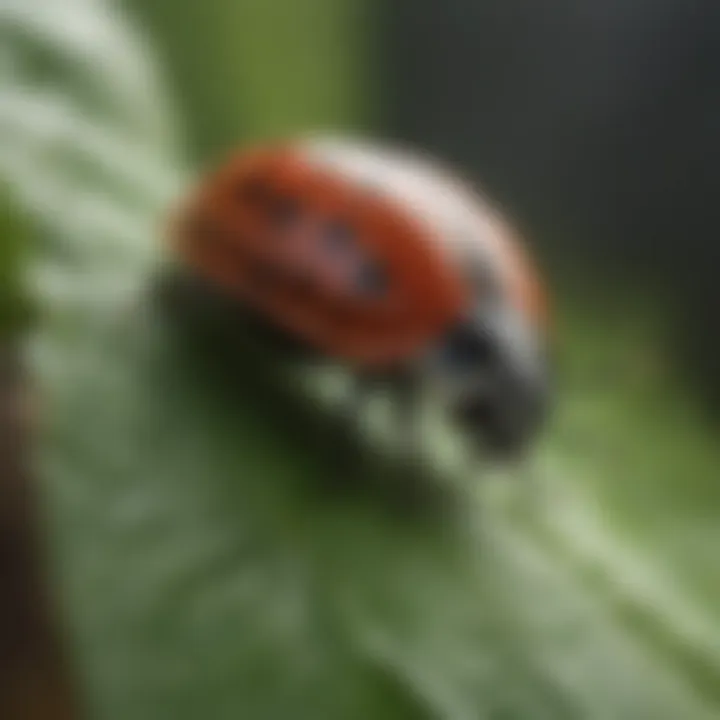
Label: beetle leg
xmin=338 ymin=369 xmax=369 ymax=435
xmin=385 ymin=368 xmax=424 ymax=468
xmin=323 ymin=368 xmax=378 ymax=478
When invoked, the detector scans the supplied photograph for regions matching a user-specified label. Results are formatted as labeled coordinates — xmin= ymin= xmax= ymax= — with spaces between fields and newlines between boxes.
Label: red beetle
xmin=172 ymin=136 xmax=551 ymax=458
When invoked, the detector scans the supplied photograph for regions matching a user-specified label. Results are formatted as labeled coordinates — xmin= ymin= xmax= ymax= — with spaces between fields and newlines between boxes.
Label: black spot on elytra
xmin=355 ymin=262 xmax=388 ymax=296
xmin=323 ymin=219 xmax=355 ymax=252
xmin=238 ymin=177 xmax=300 ymax=232
xmin=268 ymin=195 xmax=301 ymax=229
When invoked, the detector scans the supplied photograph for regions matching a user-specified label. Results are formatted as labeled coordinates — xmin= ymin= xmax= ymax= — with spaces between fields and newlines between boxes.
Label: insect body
xmin=172 ymin=136 xmax=551 ymax=459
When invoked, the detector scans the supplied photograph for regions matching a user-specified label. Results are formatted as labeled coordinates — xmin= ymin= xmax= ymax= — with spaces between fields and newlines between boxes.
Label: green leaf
xmin=0 ymin=188 xmax=34 ymax=338
xmin=5 ymin=2 xmax=720 ymax=719
xmin=37 ymin=290 xmax=720 ymax=720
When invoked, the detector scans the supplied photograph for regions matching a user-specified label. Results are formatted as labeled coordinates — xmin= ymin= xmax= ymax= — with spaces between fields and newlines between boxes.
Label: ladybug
xmin=171 ymin=136 xmax=552 ymax=460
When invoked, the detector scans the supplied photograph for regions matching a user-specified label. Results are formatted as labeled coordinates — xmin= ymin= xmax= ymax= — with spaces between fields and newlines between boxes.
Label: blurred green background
xmin=2 ymin=0 xmax=720 ymax=718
